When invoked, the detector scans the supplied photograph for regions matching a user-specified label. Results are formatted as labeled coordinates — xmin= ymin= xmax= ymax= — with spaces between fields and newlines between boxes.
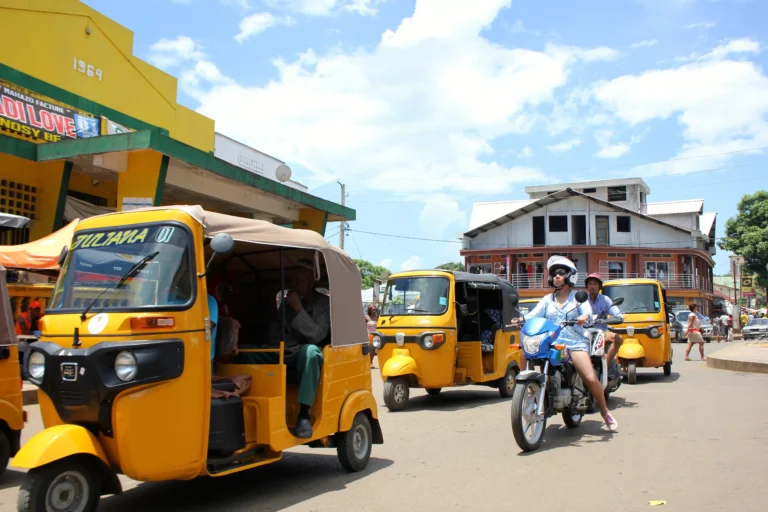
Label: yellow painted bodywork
xmin=12 ymin=425 xmax=109 ymax=469
xmin=0 ymin=0 xmax=215 ymax=152
xmin=18 ymin=208 xmax=379 ymax=483
xmin=602 ymin=278 xmax=672 ymax=370
xmin=377 ymin=270 xmax=522 ymax=389
xmin=0 ymin=345 xmax=24 ymax=432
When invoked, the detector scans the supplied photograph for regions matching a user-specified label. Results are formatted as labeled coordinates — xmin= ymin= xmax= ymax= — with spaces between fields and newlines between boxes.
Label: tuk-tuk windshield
xmin=383 ymin=277 xmax=449 ymax=315
xmin=50 ymin=223 xmax=194 ymax=312
xmin=603 ymin=284 xmax=660 ymax=314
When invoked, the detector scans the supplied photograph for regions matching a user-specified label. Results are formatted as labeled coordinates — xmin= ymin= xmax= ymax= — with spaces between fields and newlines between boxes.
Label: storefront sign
xmin=102 ymin=117 xmax=132 ymax=135
xmin=742 ymin=276 xmax=755 ymax=298
xmin=0 ymin=79 xmax=100 ymax=143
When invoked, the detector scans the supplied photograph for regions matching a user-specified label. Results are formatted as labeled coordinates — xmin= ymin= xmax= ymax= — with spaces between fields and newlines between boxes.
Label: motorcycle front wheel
xmin=511 ymin=381 xmax=547 ymax=452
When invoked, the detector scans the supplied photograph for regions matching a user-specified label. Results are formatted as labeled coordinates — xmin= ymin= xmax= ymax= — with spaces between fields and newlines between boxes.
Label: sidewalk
xmin=707 ymin=341 xmax=768 ymax=374
xmin=22 ymin=381 xmax=38 ymax=406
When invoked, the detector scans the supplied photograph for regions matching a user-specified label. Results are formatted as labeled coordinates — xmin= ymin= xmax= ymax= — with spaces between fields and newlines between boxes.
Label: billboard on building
xmin=742 ymin=276 xmax=755 ymax=297
xmin=0 ymin=79 xmax=100 ymax=143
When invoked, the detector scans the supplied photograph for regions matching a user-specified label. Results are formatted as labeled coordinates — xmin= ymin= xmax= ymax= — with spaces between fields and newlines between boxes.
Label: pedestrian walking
xmin=365 ymin=304 xmax=378 ymax=368
xmin=685 ymin=303 xmax=706 ymax=361
xmin=713 ymin=316 xmax=721 ymax=342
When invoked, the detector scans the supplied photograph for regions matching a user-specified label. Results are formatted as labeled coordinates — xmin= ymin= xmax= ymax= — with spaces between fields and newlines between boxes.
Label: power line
xmin=324 ymin=230 xmax=340 ymax=240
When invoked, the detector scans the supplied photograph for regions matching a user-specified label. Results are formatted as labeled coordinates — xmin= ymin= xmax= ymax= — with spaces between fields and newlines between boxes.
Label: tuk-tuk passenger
xmin=584 ymin=273 xmax=623 ymax=379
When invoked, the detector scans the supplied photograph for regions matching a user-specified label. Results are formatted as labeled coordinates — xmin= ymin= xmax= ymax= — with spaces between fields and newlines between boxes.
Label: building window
xmin=68 ymin=191 xmax=108 ymax=207
xmin=583 ymin=188 xmax=596 ymax=193
xmin=608 ymin=186 xmax=627 ymax=202
xmin=645 ymin=261 xmax=674 ymax=279
xmin=478 ymin=255 xmax=492 ymax=260
xmin=549 ymin=216 xmax=568 ymax=232
xmin=617 ymin=216 xmax=631 ymax=232
xmin=608 ymin=261 xmax=625 ymax=280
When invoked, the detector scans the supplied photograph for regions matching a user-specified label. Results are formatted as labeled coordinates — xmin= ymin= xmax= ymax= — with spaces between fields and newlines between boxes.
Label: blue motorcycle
xmin=510 ymin=291 xmax=623 ymax=452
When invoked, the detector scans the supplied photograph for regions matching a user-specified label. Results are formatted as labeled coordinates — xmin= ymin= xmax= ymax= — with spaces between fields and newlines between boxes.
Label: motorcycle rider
xmin=510 ymin=256 xmax=619 ymax=432
xmin=584 ymin=273 xmax=623 ymax=383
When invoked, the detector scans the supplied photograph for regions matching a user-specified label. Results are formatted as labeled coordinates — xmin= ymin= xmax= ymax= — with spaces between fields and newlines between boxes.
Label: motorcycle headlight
xmin=626 ymin=326 xmax=635 ymax=337
xmin=649 ymin=327 xmax=660 ymax=338
xmin=29 ymin=352 xmax=45 ymax=380
xmin=423 ymin=335 xmax=434 ymax=349
xmin=115 ymin=351 xmax=138 ymax=382
xmin=372 ymin=335 xmax=382 ymax=349
xmin=522 ymin=333 xmax=546 ymax=354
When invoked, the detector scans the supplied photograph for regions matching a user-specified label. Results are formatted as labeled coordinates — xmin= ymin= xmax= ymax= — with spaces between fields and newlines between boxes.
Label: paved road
xmin=2 ymin=341 xmax=767 ymax=512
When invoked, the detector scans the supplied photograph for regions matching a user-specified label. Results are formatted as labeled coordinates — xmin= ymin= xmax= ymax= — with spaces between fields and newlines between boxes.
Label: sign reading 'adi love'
xmin=0 ymin=79 xmax=100 ymax=143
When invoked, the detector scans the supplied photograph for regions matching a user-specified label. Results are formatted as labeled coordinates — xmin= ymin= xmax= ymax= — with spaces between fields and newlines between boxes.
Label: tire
xmin=383 ymin=377 xmax=409 ymax=411
xmin=498 ymin=366 xmax=516 ymax=398
xmin=18 ymin=460 xmax=101 ymax=512
xmin=627 ymin=360 xmax=637 ymax=385
xmin=510 ymin=381 xmax=546 ymax=452
xmin=562 ymin=409 xmax=583 ymax=429
xmin=663 ymin=361 xmax=672 ymax=376
xmin=336 ymin=413 xmax=373 ymax=473
xmin=425 ymin=388 xmax=441 ymax=396
xmin=0 ymin=431 xmax=10 ymax=480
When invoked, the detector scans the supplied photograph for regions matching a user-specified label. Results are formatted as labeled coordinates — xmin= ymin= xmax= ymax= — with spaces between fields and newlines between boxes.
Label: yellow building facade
xmin=0 ymin=0 xmax=351 ymax=245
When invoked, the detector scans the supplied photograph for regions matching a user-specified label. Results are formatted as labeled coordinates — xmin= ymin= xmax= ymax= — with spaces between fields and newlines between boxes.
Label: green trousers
xmin=231 ymin=344 xmax=324 ymax=407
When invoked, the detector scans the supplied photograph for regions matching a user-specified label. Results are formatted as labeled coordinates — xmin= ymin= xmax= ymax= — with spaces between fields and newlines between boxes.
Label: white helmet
xmin=547 ymin=256 xmax=578 ymax=288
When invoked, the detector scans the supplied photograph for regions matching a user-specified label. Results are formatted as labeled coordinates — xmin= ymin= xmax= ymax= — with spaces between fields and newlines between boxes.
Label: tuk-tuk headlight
xmin=115 ymin=351 xmax=138 ymax=382
xmin=29 ymin=352 xmax=45 ymax=380
xmin=626 ymin=326 xmax=635 ymax=337
xmin=372 ymin=335 xmax=382 ymax=349
xmin=420 ymin=332 xmax=445 ymax=350
xmin=423 ymin=335 xmax=434 ymax=349
xmin=649 ymin=327 xmax=660 ymax=338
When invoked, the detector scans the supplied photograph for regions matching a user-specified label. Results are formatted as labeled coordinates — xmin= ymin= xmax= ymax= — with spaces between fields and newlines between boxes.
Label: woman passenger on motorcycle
xmin=510 ymin=256 xmax=619 ymax=432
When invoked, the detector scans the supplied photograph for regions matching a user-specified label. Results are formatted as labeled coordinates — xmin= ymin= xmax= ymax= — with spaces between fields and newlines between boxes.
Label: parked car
xmin=674 ymin=310 xmax=713 ymax=342
xmin=742 ymin=318 xmax=768 ymax=340
xmin=668 ymin=313 xmax=685 ymax=343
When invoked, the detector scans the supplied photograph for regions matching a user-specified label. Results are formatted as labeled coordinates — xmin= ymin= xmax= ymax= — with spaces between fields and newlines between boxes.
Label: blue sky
xmin=83 ymin=0 xmax=768 ymax=275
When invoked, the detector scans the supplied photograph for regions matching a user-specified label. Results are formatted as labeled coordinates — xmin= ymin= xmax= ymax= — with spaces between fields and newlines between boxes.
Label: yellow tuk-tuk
xmin=0 ymin=263 xmax=25 ymax=479
xmin=516 ymin=297 xmax=543 ymax=317
xmin=373 ymin=271 xmax=522 ymax=411
xmin=601 ymin=278 xmax=673 ymax=384
xmin=13 ymin=206 xmax=382 ymax=511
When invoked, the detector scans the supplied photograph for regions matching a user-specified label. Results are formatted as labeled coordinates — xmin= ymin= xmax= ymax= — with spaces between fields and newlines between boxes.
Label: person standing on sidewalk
xmin=685 ymin=303 xmax=706 ymax=361
xmin=365 ymin=304 xmax=378 ymax=368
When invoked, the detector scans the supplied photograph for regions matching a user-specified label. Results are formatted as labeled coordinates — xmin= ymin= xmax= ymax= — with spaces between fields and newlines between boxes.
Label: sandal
xmin=603 ymin=412 xmax=619 ymax=432
xmin=684 ymin=357 xmax=692 ymax=361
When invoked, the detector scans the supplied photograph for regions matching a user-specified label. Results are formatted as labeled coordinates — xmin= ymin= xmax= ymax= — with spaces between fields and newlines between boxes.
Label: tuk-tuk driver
xmin=584 ymin=273 xmax=623 ymax=380
xmin=278 ymin=259 xmax=329 ymax=438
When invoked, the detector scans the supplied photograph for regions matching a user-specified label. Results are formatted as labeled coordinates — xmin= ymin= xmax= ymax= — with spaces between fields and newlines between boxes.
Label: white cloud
xmin=630 ymin=39 xmax=658 ymax=49
xmin=148 ymin=36 xmax=232 ymax=98
xmin=266 ymin=0 xmax=339 ymax=16
xmin=675 ymin=37 xmax=761 ymax=63
xmin=221 ymin=0 xmax=252 ymax=8
xmin=592 ymin=43 xmax=768 ymax=175
xmin=593 ymin=129 xmax=643 ymax=159
xmin=344 ymin=0 xmax=381 ymax=16
xmin=148 ymin=36 xmax=205 ymax=68
xmin=170 ymin=0 xmax=195 ymax=4
xmin=517 ymin=146 xmax=534 ymax=159
xmin=547 ymin=138 xmax=581 ymax=152
xmin=378 ymin=258 xmax=393 ymax=268
xmin=685 ymin=21 xmax=715 ymax=29
xmin=235 ymin=12 xmax=295 ymax=43
xmin=173 ymin=0 xmax=620 ymax=196
xmin=400 ymin=256 xmax=421 ymax=271
xmin=419 ymin=198 xmax=466 ymax=236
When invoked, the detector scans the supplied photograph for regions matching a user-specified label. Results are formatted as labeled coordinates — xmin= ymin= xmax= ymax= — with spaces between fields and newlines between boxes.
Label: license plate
xmin=61 ymin=363 xmax=78 ymax=382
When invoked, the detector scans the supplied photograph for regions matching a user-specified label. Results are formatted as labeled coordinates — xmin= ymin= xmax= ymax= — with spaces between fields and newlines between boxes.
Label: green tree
xmin=353 ymin=259 xmax=391 ymax=289
xmin=435 ymin=262 xmax=464 ymax=271
xmin=719 ymin=190 xmax=768 ymax=289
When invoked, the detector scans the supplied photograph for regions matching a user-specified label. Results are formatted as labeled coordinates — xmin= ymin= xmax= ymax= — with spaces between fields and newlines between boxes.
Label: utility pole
xmin=338 ymin=180 xmax=346 ymax=250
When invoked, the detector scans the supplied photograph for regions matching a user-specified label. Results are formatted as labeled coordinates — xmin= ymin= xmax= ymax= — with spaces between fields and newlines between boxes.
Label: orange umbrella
xmin=0 ymin=220 xmax=79 ymax=272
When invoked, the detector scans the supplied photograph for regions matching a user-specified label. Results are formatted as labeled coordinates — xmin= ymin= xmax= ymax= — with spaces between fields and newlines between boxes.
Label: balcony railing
xmin=499 ymin=272 xmax=712 ymax=292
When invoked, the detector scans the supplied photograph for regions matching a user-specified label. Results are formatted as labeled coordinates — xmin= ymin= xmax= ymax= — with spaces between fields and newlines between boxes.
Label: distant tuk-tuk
xmin=373 ymin=271 xmax=522 ymax=411
xmin=601 ymin=278 xmax=673 ymax=384
xmin=13 ymin=206 xmax=382 ymax=511
xmin=0 ymin=263 xmax=25 ymax=479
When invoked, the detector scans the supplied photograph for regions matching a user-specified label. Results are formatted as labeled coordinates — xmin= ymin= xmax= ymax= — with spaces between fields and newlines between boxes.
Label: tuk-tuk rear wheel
xmin=0 ymin=430 xmax=10 ymax=480
xmin=336 ymin=413 xmax=372 ymax=473
xmin=18 ymin=459 xmax=101 ymax=512
xmin=383 ymin=377 xmax=409 ymax=411
xmin=425 ymin=388 xmax=441 ymax=396
xmin=663 ymin=361 xmax=672 ymax=376
xmin=498 ymin=366 xmax=516 ymax=398
xmin=627 ymin=360 xmax=637 ymax=385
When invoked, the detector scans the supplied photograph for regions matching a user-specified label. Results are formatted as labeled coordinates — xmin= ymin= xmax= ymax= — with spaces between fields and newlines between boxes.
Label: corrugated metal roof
xmin=468 ymin=200 xmax=535 ymax=230
xmin=645 ymin=200 xmax=704 ymax=215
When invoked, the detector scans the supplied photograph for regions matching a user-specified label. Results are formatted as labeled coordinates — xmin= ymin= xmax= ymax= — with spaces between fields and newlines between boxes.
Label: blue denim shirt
xmin=523 ymin=291 xmax=593 ymax=349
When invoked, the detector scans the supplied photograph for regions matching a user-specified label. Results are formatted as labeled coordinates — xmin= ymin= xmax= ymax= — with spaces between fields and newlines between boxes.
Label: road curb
xmin=707 ymin=344 xmax=768 ymax=374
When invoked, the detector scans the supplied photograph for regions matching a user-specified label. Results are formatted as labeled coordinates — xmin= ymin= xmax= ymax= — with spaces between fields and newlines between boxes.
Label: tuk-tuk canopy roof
xmin=90 ymin=205 xmax=367 ymax=346
xmin=0 ymin=220 xmax=79 ymax=273
xmin=447 ymin=271 xmax=519 ymax=326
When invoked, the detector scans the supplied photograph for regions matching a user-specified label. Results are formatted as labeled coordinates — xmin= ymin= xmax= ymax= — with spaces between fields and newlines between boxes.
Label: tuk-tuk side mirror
xmin=611 ymin=297 xmax=624 ymax=306
xmin=58 ymin=245 xmax=69 ymax=267
xmin=198 ymin=233 xmax=235 ymax=278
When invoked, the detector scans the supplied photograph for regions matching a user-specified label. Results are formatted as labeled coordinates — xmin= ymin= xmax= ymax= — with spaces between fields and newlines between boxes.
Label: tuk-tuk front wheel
xmin=0 ymin=430 xmax=10 ymax=480
xmin=19 ymin=459 xmax=101 ymax=512
xmin=498 ymin=366 xmax=516 ymax=398
xmin=626 ymin=360 xmax=638 ymax=385
xmin=663 ymin=361 xmax=672 ymax=377
xmin=383 ymin=377 xmax=409 ymax=411
xmin=336 ymin=413 xmax=373 ymax=473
